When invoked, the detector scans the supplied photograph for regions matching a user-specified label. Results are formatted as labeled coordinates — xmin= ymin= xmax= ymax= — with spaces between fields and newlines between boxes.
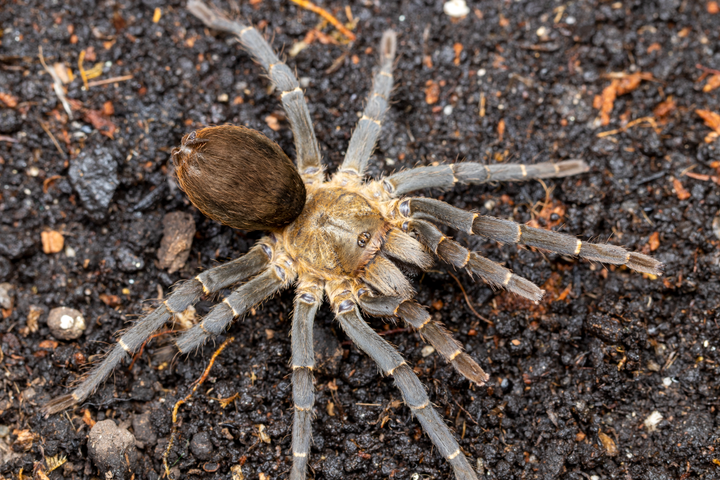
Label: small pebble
xmin=190 ymin=431 xmax=214 ymax=460
xmin=443 ymin=105 xmax=453 ymax=116
xmin=443 ymin=0 xmax=470 ymax=18
xmin=132 ymin=413 xmax=157 ymax=446
xmin=69 ymin=144 xmax=119 ymax=221
xmin=0 ymin=283 xmax=14 ymax=310
xmin=47 ymin=307 xmax=86 ymax=340
xmin=644 ymin=411 xmax=663 ymax=432
xmin=88 ymin=420 xmax=138 ymax=480
xmin=421 ymin=345 xmax=435 ymax=357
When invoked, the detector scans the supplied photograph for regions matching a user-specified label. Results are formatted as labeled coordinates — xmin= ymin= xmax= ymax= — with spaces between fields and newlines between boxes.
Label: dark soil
xmin=1 ymin=0 xmax=719 ymax=479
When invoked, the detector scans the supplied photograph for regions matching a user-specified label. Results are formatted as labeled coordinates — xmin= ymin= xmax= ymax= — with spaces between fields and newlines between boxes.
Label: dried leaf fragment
xmin=653 ymin=96 xmax=675 ymax=120
xmin=12 ymin=429 xmax=38 ymax=451
xmin=83 ymin=109 xmax=117 ymax=139
xmin=41 ymin=230 xmax=64 ymax=254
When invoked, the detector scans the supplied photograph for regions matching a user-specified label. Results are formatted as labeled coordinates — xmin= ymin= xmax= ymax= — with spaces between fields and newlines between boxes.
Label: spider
xmin=44 ymin=2 xmax=663 ymax=479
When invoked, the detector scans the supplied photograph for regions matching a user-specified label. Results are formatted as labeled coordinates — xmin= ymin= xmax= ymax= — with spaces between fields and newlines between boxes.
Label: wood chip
xmin=672 ymin=178 xmax=691 ymax=200
xmin=41 ymin=230 xmax=64 ymax=254
xmin=157 ymin=211 xmax=196 ymax=273
xmin=703 ymin=74 xmax=720 ymax=92
xmin=648 ymin=231 xmax=660 ymax=251
xmin=425 ymin=80 xmax=440 ymax=105
xmin=598 ymin=430 xmax=618 ymax=456
xmin=0 ymin=92 xmax=18 ymax=108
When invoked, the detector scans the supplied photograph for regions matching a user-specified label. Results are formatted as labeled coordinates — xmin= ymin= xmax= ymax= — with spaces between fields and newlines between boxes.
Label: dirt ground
xmin=1 ymin=0 xmax=719 ymax=479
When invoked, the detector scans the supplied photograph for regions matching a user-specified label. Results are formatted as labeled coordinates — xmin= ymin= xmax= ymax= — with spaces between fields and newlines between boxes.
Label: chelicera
xmin=44 ymin=2 xmax=663 ymax=479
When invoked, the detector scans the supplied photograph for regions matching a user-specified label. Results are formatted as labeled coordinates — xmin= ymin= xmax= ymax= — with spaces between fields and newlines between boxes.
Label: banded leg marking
xmin=176 ymin=263 xmax=295 ymax=354
xmin=358 ymin=292 xmax=489 ymax=386
xmin=335 ymin=302 xmax=478 ymax=480
xmin=398 ymin=198 xmax=663 ymax=276
xmin=290 ymin=281 xmax=322 ymax=480
xmin=405 ymin=219 xmax=544 ymax=302
xmin=43 ymin=243 xmax=274 ymax=416
xmin=187 ymin=0 xmax=322 ymax=174
xmin=384 ymin=159 xmax=589 ymax=196
xmin=340 ymin=30 xmax=397 ymax=176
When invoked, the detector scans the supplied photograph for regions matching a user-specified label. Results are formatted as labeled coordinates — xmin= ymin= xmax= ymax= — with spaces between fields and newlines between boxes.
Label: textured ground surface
xmin=1 ymin=0 xmax=719 ymax=479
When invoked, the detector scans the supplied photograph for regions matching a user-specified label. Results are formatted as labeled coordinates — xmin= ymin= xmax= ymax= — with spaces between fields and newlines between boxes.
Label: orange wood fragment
xmin=672 ymin=178 xmax=691 ymax=200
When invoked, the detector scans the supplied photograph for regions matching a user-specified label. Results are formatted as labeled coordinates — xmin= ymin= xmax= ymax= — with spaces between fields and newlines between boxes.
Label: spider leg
xmin=357 ymin=292 xmax=488 ymax=386
xmin=398 ymin=197 xmax=663 ymax=275
xmin=407 ymin=219 xmax=544 ymax=302
xmin=43 ymin=240 xmax=274 ymax=415
xmin=329 ymin=288 xmax=478 ymax=480
xmin=380 ymin=227 xmax=433 ymax=270
xmin=188 ymin=0 xmax=322 ymax=178
xmin=383 ymin=160 xmax=589 ymax=196
xmin=290 ymin=279 xmax=323 ymax=480
xmin=175 ymin=255 xmax=297 ymax=353
xmin=362 ymin=254 xmax=414 ymax=299
xmin=338 ymin=30 xmax=396 ymax=177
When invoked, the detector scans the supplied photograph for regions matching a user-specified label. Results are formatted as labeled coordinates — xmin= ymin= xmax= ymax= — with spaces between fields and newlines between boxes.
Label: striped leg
xmin=406 ymin=219 xmax=544 ymax=302
xmin=357 ymin=291 xmax=488 ymax=386
xmin=176 ymin=256 xmax=296 ymax=353
xmin=398 ymin=197 xmax=663 ymax=276
xmin=384 ymin=160 xmax=588 ymax=196
xmin=43 ymin=241 xmax=274 ymax=415
xmin=290 ymin=280 xmax=323 ymax=480
xmin=188 ymin=0 xmax=322 ymax=177
xmin=338 ymin=30 xmax=396 ymax=176
xmin=330 ymin=287 xmax=478 ymax=480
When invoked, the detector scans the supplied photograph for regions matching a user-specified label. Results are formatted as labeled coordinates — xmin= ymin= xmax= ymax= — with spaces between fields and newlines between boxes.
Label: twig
xmin=163 ymin=336 xmax=235 ymax=478
xmin=696 ymin=63 xmax=720 ymax=76
xmin=0 ymin=135 xmax=17 ymax=143
xmin=87 ymin=74 xmax=134 ymax=88
xmin=38 ymin=120 xmax=67 ymax=160
xmin=597 ymin=116 xmax=659 ymax=138
xmin=447 ymin=271 xmax=493 ymax=325
xmin=38 ymin=46 xmax=73 ymax=120
xmin=289 ymin=0 xmax=356 ymax=41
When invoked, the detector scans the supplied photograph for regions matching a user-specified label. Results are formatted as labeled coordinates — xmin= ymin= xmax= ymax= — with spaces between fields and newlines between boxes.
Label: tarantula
xmin=45 ymin=2 xmax=663 ymax=479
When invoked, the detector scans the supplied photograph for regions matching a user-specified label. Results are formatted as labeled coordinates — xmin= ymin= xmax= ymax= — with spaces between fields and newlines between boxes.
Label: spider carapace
xmin=44 ymin=2 xmax=663 ymax=479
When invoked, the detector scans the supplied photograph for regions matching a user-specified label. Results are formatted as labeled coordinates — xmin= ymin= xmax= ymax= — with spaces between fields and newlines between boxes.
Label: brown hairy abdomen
xmin=172 ymin=125 xmax=306 ymax=231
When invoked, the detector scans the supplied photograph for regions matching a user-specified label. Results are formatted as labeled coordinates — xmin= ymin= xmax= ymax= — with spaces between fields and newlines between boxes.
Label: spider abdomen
xmin=172 ymin=125 xmax=306 ymax=231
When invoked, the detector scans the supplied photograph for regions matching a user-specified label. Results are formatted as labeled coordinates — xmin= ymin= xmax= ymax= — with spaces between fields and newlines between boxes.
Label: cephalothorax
xmin=44 ymin=2 xmax=663 ymax=479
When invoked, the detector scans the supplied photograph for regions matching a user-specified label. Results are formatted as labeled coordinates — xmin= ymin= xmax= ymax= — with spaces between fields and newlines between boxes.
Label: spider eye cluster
xmin=172 ymin=125 xmax=306 ymax=231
